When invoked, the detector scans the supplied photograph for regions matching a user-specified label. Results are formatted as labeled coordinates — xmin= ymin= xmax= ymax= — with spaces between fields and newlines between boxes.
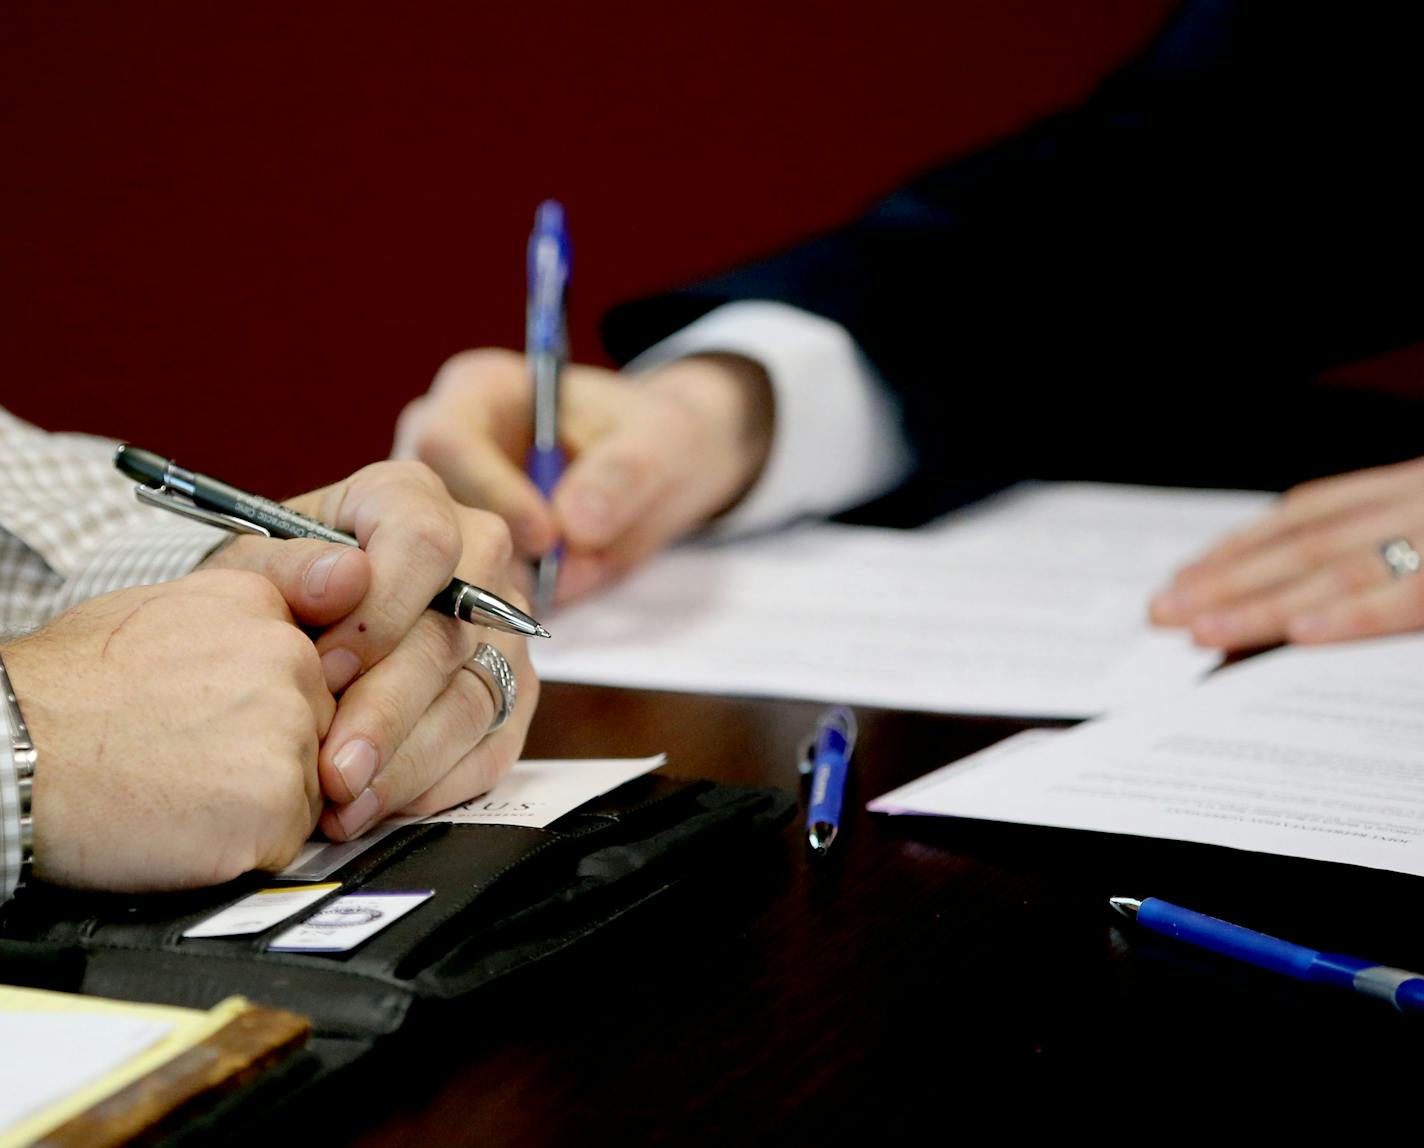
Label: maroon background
xmin=2 ymin=2 xmax=1176 ymax=496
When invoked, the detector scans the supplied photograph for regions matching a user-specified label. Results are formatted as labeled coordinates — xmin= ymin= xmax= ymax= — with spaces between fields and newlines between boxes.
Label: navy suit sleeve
xmin=604 ymin=0 xmax=1424 ymax=518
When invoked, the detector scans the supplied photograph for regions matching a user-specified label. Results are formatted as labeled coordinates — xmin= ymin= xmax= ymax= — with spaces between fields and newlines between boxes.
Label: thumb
xmin=215 ymin=538 xmax=372 ymax=627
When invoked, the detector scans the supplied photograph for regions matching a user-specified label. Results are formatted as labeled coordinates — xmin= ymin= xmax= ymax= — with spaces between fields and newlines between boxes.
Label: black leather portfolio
xmin=0 ymin=775 xmax=794 ymax=1139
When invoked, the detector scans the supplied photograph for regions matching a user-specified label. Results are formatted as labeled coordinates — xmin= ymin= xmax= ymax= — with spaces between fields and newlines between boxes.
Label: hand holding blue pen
xmin=526 ymin=200 xmax=571 ymax=610
xmin=1112 ymin=896 xmax=1424 ymax=1014
xmin=806 ymin=707 xmax=857 ymax=855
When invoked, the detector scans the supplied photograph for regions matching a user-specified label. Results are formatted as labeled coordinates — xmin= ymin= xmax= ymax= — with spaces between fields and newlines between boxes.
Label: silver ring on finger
xmin=1379 ymin=537 xmax=1422 ymax=580
xmin=462 ymin=642 xmax=516 ymax=733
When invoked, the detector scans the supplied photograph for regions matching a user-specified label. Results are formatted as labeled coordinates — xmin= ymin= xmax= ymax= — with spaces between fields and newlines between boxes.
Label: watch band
xmin=0 ymin=650 xmax=36 ymax=890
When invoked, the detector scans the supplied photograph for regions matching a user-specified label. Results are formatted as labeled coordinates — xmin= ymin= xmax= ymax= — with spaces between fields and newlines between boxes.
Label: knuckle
xmin=344 ymin=459 xmax=445 ymax=503
xmin=351 ymin=591 xmax=411 ymax=648
xmin=409 ymin=615 xmax=468 ymax=677
xmin=207 ymin=842 xmax=260 ymax=887
xmin=189 ymin=567 xmax=279 ymax=606
xmin=1247 ymin=601 xmax=1286 ymax=634
xmin=1339 ymin=553 xmax=1381 ymax=593
xmin=270 ymin=688 xmax=319 ymax=744
xmin=458 ymin=509 xmax=515 ymax=571
xmin=394 ymin=395 xmax=427 ymax=434
xmin=276 ymin=763 xmax=312 ymax=825
xmin=391 ymin=399 xmax=430 ymax=459
xmin=259 ymin=804 xmax=315 ymax=871
xmin=412 ymin=422 xmax=466 ymax=475
xmin=352 ymin=457 xmax=431 ymax=489
xmin=1282 ymin=478 xmax=1322 ymax=506
xmin=604 ymin=444 xmax=659 ymax=489
xmin=407 ymin=507 xmax=463 ymax=572
xmin=265 ymin=624 xmax=321 ymax=683
xmin=397 ymin=458 xmax=448 ymax=494
xmin=1290 ymin=530 xmax=1335 ymax=567
xmin=251 ymin=762 xmax=309 ymax=845
xmin=261 ymin=833 xmax=305 ymax=874
xmin=436 ymin=348 xmax=522 ymax=393
xmin=346 ymin=687 xmax=413 ymax=755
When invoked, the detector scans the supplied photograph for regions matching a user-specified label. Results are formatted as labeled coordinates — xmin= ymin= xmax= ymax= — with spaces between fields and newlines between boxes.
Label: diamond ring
xmin=1379 ymin=538 xmax=1422 ymax=580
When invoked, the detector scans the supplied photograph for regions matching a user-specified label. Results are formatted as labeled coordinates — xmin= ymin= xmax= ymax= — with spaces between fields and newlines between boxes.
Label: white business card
xmin=183 ymin=883 xmax=341 ymax=938
xmin=425 ymin=754 xmax=667 ymax=829
xmin=275 ymin=756 xmax=669 ymax=883
xmin=267 ymin=890 xmax=434 ymax=953
xmin=277 ymin=816 xmax=422 ymax=882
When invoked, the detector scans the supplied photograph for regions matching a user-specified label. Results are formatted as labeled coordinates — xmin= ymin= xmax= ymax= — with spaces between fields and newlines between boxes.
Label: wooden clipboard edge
xmin=36 ymin=1004 xmax=311 ymax=1148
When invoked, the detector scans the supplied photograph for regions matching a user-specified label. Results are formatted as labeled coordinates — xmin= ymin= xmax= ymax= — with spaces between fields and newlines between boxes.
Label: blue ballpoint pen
xmin=1111 ymin=896 xmax=1424 ymax=1014
xmin=806 ymin=707 xmax=857 ymax=855
xmin=526 ymin=200 xmax=571 ymax=612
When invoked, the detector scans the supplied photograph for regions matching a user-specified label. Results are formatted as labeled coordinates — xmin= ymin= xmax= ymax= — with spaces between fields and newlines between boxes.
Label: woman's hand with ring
xmin=1150 ymin=457 xmax=1424 ymax=649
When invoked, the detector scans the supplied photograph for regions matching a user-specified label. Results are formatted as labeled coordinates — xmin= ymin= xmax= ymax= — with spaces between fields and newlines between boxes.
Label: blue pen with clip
xmin=526 ymin=200 xmax=571 ymax=611
xmin=805 ymin=707 xmax=857 ymax=855
xmin=1111 ymin=896 xmax=1424 ymax=1014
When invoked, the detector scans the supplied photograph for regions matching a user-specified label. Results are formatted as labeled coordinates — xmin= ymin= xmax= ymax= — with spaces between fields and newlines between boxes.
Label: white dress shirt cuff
xmin=624 ymin=301 xmax=913 ymax=535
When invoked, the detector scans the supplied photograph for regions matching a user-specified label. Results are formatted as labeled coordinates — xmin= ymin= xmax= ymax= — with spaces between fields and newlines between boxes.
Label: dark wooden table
xmin=299 ymin=682 xmax=1423 ymax=1141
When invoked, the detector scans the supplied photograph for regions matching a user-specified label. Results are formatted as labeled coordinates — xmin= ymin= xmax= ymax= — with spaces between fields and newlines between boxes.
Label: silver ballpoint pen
xmin=115 ymin=444 xmax=550 ymax=640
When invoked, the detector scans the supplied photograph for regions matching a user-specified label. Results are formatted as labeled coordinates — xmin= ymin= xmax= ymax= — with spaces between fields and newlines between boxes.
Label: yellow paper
xmin=0 ymin=985 xmax=249 ymax=1147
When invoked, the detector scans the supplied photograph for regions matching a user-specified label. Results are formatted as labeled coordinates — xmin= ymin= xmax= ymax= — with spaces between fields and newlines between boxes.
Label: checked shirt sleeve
xmin=0 ymin=408 xmax=226 ymax=638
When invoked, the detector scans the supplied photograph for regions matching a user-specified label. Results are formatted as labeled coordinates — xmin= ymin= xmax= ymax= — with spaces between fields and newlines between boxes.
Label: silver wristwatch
xmin=0 ymin=651 xmax=36 ymax=890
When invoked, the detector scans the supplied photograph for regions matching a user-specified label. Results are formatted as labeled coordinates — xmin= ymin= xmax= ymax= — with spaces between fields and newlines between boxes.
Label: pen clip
xmin=828 ymin=706 xmax=858 ymax=757
xmin=798 ymin=706 xmax=858 ymax=776
xmin=134 ymin=485 xmax=272 ymax=538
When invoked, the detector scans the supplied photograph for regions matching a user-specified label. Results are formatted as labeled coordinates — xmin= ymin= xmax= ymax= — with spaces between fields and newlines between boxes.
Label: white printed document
xmin=535 ymin=483 xmax=1271 ymax=718
xmin=869 ymin=635 xmax=1424 ymax=876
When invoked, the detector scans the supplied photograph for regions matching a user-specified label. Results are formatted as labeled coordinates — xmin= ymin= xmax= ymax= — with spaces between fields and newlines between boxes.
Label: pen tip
xmin=535 ymin=625 xmax=552 ymax=639
xmin=1108 ymin=897 xmax=1142 ymax=920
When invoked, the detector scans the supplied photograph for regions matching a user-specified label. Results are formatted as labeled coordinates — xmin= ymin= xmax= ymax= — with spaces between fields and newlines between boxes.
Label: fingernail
xmin=305 ymin=551 xmax=344 ymax=597
xmin=335 ymin=787 xmax=382 ymax=837
xmin=321 ymin=648 xmax=361 ymax=693
xmin=1288 ymin=613 xmax=1328 ymax=641
xmin=332 ymin=738 xmax=378 ymax=797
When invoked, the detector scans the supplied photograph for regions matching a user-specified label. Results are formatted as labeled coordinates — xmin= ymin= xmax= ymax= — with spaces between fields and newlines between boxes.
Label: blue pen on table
xmin=526 ymin=200 xmax=571 ymax=612
xmin=805 ymin=706 xmax=857 ymax=855
xmin=1110 ymin=896 xmax=1424 ymax=1014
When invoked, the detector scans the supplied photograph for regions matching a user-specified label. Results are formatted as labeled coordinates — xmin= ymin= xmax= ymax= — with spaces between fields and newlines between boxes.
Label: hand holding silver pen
xmin=117 ymin=447 xmax=542 ymax=842
xmin=116 ymin=445 xmax=548 ymax=638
